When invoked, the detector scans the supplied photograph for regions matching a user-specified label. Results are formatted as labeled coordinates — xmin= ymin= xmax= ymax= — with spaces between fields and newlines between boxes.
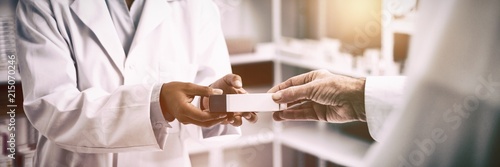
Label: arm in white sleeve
xmin=17 ymin=1 xmax=164 ymax=153
xmin=364 ymin=76 xmax=406 ymax=141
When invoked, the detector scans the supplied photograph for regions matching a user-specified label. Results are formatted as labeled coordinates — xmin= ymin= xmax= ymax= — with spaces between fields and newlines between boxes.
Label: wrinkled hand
xmin=268 ymin=70 xmax=366 ymax=123
xmin=160 ymin=82 xmax=228 ymax=127
xmin=203 ymin=74 xmax=258 ymax=126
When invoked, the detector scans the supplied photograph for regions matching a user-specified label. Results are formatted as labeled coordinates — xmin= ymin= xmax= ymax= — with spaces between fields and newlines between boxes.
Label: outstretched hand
xmin=268 ymin=70 xmax=366 ymax=123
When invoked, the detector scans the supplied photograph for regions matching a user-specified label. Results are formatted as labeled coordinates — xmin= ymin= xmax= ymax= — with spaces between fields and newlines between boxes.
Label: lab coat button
xmin=154 ymin=123 xmax=163 ymax=129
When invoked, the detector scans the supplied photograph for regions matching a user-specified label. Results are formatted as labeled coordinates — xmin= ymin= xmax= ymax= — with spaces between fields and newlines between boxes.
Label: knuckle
xmin=177 ymin=116 xmax=187 ymax=122
xmin=233 ymin=74 xmax=242 ymax=80
xmin=249 ymin=114 xmax=258 ymax=122
xmin=233 ymin=122 xmax=242 ymax=126
xmin=317 ymin=69 xmax=329 ymax=74
xmin=185 ymin=82 xmax=195 ymax=88
xmin=205 ymin=87 xmax=212 ymax=94
xmin=175 ymin=81 xmax=185 ymax=88
xmin=224 ymin=74 xmax=234 ymax=80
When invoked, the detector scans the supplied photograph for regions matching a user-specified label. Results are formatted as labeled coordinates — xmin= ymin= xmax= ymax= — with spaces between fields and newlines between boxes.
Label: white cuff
xmin=365 ymin=76 xmax=406 ymax=141
xmin=150 ymin=83 xmax=171 ymax=149
xmin=150 ymin=83 xmax=171 ymax=127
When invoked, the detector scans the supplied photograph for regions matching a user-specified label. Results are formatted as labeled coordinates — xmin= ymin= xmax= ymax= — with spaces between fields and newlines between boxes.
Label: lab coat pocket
xmin=159 ymin=62 xmax=198 ymax=83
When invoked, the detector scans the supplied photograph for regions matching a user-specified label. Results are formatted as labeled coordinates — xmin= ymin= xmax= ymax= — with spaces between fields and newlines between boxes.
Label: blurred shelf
xmin=244 ymin=85 xmax=272 ymax=93
xmin=387 ymin=19 xmax=415 ymax=35
xmin=276 ymin=53 xmax=367 ymax=77
xmin=186 ymin=130 xmax=275 ymax=155
xmin=186 ymin=122 xmax=372 ymax=166
xmin=229 ymin=53 xmax=275 ymax=66
xmin=229 ymin=44 xmax=372 ymax=78
xmin=187 ymin=112 xmax=276 ymax=155
xmin=0 ymin=70 xmax=21 ymax=83
xmin=278 ymin=124 xmax=371 ymax=167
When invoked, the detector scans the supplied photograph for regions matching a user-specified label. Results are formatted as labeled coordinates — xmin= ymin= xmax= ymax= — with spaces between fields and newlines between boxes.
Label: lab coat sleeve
xmin=150 ymin=83 xmax=171 ymax=149
xmin=364 ymin=76 xmax=406 ymax=140
xmin=362 ymin=0 xmax=500 ymax=165
xmin=17 ymin=0 xmax=164 ymax=153
xmin=188 ymin=1 xmax=241 ymax=140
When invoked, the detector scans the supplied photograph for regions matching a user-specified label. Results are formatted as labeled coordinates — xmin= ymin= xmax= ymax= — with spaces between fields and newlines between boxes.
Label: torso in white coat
xmin=16 ymin=0 xmax=236 ymax=166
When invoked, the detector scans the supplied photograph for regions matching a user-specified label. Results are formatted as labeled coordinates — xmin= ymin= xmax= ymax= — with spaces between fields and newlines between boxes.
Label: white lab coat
xmin=16 ymin=0 xmax=239 ymax=166
xmin=362 ymin=0 xmax=500 ymax=166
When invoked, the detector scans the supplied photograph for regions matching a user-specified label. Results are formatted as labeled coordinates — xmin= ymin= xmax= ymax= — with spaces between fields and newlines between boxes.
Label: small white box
xmin=209 ymin=93 xmax=286 ymax=112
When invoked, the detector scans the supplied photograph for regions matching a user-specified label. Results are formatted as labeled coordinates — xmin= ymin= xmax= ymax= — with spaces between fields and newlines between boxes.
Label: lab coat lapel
xmin=128 ymin=0 xmax=169 ymax=56
xmin=70 ymin=0 xmax=125 ymax=74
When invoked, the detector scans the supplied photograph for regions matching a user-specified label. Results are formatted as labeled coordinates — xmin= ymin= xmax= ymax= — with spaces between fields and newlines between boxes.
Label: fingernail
xmin=219 ymin=114 xmax=227 ymax=118
xmin=244 ymin=114 xmax=252 ymax=119
xmin=234 ymin=80 xmax=243 ymax=88
xmin=272 ymin=91 xmax=282 ymax=100
xmin=212 ymin=89 xmax=223 ymax=95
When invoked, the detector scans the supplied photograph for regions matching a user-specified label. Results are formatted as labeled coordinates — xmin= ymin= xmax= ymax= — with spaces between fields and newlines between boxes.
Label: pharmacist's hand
xmin=268 ymin=70 xmax=366 ymax=123
xmin=160 ymin=82 xmax=228 ymax=127
xmin=203 ymin=74 xmax=258 ymax=126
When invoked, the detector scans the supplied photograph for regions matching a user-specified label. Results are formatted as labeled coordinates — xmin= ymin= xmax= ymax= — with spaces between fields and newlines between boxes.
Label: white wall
xmin=216 ymin=0 xmax=273 ymax=43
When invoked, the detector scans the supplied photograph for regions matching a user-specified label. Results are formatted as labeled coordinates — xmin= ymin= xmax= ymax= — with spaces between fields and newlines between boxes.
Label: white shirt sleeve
xmin=149 ymin=83 xmax=172 ymax=149
xmin=364 ymin=76 xmax=406 ymax=140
